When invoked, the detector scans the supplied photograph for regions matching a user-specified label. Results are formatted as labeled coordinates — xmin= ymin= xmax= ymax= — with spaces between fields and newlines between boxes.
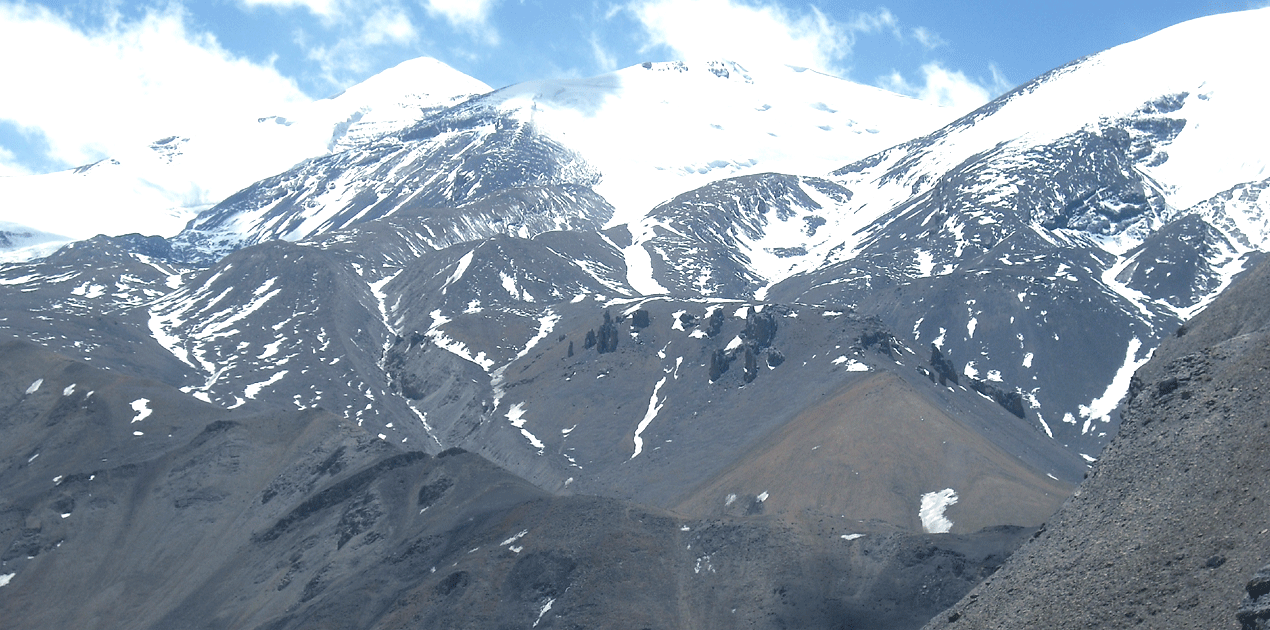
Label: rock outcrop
xmin=1239 ymin=564 xmax=1270 ymax=630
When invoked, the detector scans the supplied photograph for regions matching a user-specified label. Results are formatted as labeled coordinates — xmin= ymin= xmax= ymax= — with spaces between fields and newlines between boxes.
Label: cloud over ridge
xmin=0 ymin=3 xmax=308 ymax=171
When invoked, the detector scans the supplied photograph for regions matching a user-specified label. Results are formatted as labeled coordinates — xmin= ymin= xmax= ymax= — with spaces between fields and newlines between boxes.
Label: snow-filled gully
xmin=629 ymin=376 xmax=668 ymax=459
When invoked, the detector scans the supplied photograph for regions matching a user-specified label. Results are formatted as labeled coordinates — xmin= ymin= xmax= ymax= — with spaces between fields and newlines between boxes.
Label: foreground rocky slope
xmin=923 ymin=255 xmax=1270 ymax=629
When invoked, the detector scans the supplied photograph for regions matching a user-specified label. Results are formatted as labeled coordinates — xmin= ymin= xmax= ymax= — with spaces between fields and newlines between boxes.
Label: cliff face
xmin=923 ymin=255 xmax=1270 ymax=629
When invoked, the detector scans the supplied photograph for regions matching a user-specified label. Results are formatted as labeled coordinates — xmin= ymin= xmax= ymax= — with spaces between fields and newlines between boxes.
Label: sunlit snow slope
xmin=831 ymin=7 xmax=1270 ymax=233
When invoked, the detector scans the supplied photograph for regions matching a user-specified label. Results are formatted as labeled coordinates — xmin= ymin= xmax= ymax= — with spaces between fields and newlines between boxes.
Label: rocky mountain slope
xmin=0 ymin=238 xmax=1083 ymax=530
xmin=0 ymin=339 xmax=1036 ymax=630
xmin=922 ymin=252 xmax=1270 ymax=629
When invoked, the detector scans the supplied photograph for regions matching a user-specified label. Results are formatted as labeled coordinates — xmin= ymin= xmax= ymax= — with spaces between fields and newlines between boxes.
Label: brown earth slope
xmin=674 ymin=370 xmax=1071 ymax=534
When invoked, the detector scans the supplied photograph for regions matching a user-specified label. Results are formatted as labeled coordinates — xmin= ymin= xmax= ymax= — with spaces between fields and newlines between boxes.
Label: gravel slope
xmin=923 ymin=255 xmax=1270 ymax=629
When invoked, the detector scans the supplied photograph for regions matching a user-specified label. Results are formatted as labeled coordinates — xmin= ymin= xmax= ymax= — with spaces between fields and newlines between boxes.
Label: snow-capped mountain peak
xmin=475 ymin=58 xmax=955 ymax=227
xmin=316 ymin=56 xmax=493 ymax=152
xmin=836 ymin=7 xmax=1270 ymax=221
xmin=0 ymin=56 xmax=491 ymax=253
xmin=156 ymin=58 xmax=957 ymax=268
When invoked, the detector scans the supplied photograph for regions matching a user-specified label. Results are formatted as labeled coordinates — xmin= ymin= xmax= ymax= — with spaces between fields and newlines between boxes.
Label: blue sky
xmin=0 ymin=0 xmax=1260 ymax=176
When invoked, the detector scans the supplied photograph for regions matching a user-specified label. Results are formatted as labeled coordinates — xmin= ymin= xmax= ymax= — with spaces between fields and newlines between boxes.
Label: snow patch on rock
xmin=919 ymin=488 xmax=958 ymax=533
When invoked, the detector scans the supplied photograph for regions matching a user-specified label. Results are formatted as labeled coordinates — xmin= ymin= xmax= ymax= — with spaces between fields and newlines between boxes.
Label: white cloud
xmin=844 ymin=7 xmax=899 ymax=37
xmin=0 ymin=145 xmax=31 ymax=177
xmin=590 ymin=34 xmax=618 ymax=73
xmin=360 ymin=8 xmax=417 ymax=46
xmin=421 ymin=0 xmax=501 ymax=46
xmin=630 ymin=0 xmax=862 ymax=74
xmin=304 ymin=43 xmax=362 ymax=87
xmin=301 ymin=8 xmax=421 ymax=88
xmin=424 ymin=0 xmax=499 ymax=28
xmin=911 ymin=26 xmax=946 ymax=50
xmin=0 ymin=4 xmax=310 ymax=172
xmin=238 ymin=0 xmax=342 ymax=18
xmin=987 ymin=62 xmax=1012 ymax=93
xmin=238 ymin=1 xmax=416 ymax=48
xmin=878 ymin=62 xmax=1013 ymax=114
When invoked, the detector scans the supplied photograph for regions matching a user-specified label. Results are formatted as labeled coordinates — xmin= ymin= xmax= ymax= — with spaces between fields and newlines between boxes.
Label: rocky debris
xmin=631 ymin=308 xmax=651 ymax=329
xmin=385 ymin=332 xmax=431 ymax=400
xmin=380 ymin=330 xmax=492 ymax=440
xmin=916 ymin=365 xmax=937 ymax=383
xmin=703 ymin=306 xmax=789 ymax=384
xmin=705 ymin=307 xmax=726 ymax=338
xmin=929 ymin=344 xmax=960 ymax=386
xmin=743 ymin=346 xmax=759 ymax=383
xmin=1126 ymin=350 xmax=1211 ymax=419
xmin=744 ymin=308 xmax=779 ymax=350
xmin=709 ymin=348 xmax=732 ymax=382
xmin=589 ymin=310 xmax=620 ymax=354
xmin=966 ymin=378 xmax=1026 ymax=418
xmin=1239 ymin=564 xmax=1270 ymax=630
xmin=254 ymin=452 xmax=430 ymax=544
xmin=415 ymin=477 xmax=453 ymax=511
xmin=857 ymin=317 xmax=899 ymax=357
xmin=698 ymin=306 xmax=789 ymax=384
